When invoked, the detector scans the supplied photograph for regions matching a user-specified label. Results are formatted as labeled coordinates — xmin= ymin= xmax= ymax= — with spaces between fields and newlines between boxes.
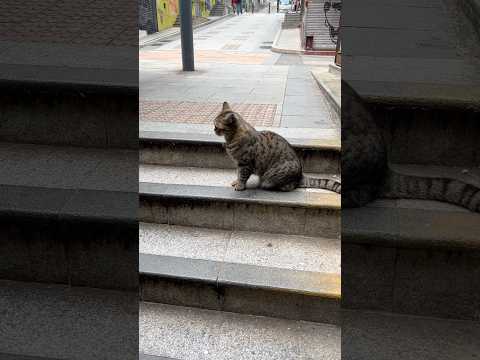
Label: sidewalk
xmin=140 ymin=13 xmax=339 ymax=134
xmin=272 ymin=28 xmax=303 ymax=54
xmin=140 ymin=13 xmax=233 ymax=47
xmin=272 ymin=27 xmax=337 ymax=56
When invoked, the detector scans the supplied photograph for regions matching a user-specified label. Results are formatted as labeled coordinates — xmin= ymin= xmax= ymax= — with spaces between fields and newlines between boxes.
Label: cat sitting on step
xmin=214 ymin=102 xmax=341 ymax=193
xmin=342 ymin=80 xmax=480 ymax=212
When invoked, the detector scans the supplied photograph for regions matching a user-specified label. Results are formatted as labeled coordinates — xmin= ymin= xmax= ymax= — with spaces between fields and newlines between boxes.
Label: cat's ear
xmin=224 ymin=112 xmax=237 ymax=125
xmin=222 ymin=102 xmax=231 ymax=112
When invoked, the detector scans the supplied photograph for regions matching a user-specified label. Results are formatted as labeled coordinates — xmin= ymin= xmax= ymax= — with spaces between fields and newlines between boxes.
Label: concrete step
xmin=139 ymin=223 xmax=340 ymax=323
xmin=209 ymin=2 xmax=226 ymax=16
xmin=0 ymin=142 xmax=137 ymax=290
xmin=0 ymin=280 xmax=137 ymax=360
xmin=375 ymin=104 xmax=480 ymax=167
xmin=140 ymin=302 xmax=341 ymax=360
xmin=342 ymin=164 xmax=480 ymax=320
xmin=344 ymin=56 xmax=480 ymax=110
xmin=139 ymin=165 xmax=340 ymax=237
xmin=140 ymin=123 xmax=340 ymax=174
xmin=0 ymin=74 xmax=136 ymax=150
xmin=140 ymin=164 xmax=339 ymax=192
xmin=343 ymin=309 xmax=480 ymax=360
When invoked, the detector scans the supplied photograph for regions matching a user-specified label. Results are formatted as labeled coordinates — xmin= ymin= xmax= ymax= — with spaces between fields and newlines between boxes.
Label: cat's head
xmin=214 ymin=102 xmax=239 ymax=136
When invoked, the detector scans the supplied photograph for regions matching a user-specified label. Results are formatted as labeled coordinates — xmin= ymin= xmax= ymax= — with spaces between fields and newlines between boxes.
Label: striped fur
xmin=299 ymin=176 xmax=342 ymax=193
xmin=381 ymin=170 xmax=480 ymax=212
xmin=214 ymin=102 xmax=341 ymax=193
xmin=342 ymin=79 xmax=480 ymax=213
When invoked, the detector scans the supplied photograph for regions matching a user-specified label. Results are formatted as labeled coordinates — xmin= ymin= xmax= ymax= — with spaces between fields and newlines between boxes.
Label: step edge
xmin=139 ymin=130 xmax=341 ymax=152
xmin=139 ymin=253 xmax=341 ymax=299
xmin=139 ymin=182 xmax=341 ymax=210
xmin=343 ymin=206 xmax=480 ymax=250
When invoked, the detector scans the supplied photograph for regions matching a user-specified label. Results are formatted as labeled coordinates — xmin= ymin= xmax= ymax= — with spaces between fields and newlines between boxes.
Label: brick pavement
xmin=140 ymin=100 xmax=279 ymax=126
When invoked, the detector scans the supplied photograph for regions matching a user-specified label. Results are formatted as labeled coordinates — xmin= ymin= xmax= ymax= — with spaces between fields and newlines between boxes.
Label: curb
xmin=304 ymin=50 xmax=336 ymax=56
xmin=271 ymin=29 xmax=336 ymax=55
xmin=271 ymin=28 xmax=303 ymax=54
xmin=312 ymin=70 xmax=341 ymax=116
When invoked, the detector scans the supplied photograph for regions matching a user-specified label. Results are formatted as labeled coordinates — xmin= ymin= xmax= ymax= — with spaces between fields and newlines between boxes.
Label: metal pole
xmin=277 ymin=0 xmax=279 ymax=12
xmin=180 ymin=0 xmax=195 ymax=71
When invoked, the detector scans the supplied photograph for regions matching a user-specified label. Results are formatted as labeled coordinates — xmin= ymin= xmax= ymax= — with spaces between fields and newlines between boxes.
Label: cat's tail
xmin=380 ymin=169 xmax=480 ymax=212
xmin=299 ymin=175 xmax=341 ymax=193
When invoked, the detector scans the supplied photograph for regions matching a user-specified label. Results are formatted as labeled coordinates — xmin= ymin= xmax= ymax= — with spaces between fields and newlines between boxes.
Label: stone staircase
xmin=282 ymin=11 xmax=302 ymax=28
xmin=209 ymin=1 xmax=226 ymax=16
xmin=342 ymin=0 xmax=480 ymax=324
xmin=0 ymin=42 xmax=138 ymax=359
xmin=139 ymin=123 xmax=341 ymax=358
xmin=173 ymin=15 xmax=209 ymax=27
xmin=302 ymin=0 xmax=340 ymax=50
xmin=342 ymin=112 xmax=480 ymax=321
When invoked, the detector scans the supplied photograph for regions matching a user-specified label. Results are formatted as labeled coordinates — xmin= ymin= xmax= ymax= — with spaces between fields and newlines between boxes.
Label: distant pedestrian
xmin=232 ymin=0 xmax=243 ymax=15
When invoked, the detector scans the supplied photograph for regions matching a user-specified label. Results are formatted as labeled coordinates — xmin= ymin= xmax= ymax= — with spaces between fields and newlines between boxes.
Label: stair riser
xmin=140 ymin=274 xmax=341 ymax=324
xmin=140 ymin=142 xmax=340 ymax=174
xmin=140 ymin=197 xmax=340 ymax=238
xmin=374 ymin=106 xmax=480 ymax=167
xmin=1 ymin=86 xmax=137 ymax=149
xmin=342 ymin=242 xmax=480 ymax=321
xmin=0 ymin=215 xmax=138 ymax=291
xmin=282 ymin=24 xmax=301 ymax=29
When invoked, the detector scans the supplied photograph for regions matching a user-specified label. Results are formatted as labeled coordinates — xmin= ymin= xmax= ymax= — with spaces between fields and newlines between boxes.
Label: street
xmin=140 ymin=11 xmax=339 ymax=132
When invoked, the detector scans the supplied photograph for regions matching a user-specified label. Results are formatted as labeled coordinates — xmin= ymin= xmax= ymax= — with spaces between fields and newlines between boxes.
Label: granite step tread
xmin=0 ymin=184 xmax=136 ymax=223
xmin=140 ymin=122 xmax=341 ymax=151
xmin=139 ymin=355 xmax=176 ymax=360
xmin=344 ymin=56 xmax=480 ymax=109
xmin=140 ymin=123 xmax=340 ymax=174
xmin=140 ymin=164 xmax=340 ymax=194
xmin=0 ymin=142 xmax=136 ymax=222
xmin=344 ymin=164 xmax=480 ymax=249
xmin=343 ymin=203 xmax=480 ymax=249
xmin=140 ymin=182 xmax=340 ymax=210
xmin=140 ymin=253 xmax=340 ymax=299
xmin=0 ymin=280 xmax=137 ymax=360
xmin=343 ymin=309 xmax=480 ymax=360
xmin=140 ymin=223 xmax=340 ymax=275
xmin=0 ymin=142 xmax=137 ymax=193
xmin=140 ymin=302 xmax=341 ymax=360
xmin=139 ymin=223 xmax=340 ymax=323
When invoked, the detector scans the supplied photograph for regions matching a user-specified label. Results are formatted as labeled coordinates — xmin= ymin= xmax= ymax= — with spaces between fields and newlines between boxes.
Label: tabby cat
xmin=214 ymin=102 xmax=341 ymax=193
xmin=342 ymin=80 xmax=480 ymax=212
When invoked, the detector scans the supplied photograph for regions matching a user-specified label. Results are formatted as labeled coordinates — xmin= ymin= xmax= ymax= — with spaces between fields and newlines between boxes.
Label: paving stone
xmin=140 ymin=100 xmax=277 ymax=126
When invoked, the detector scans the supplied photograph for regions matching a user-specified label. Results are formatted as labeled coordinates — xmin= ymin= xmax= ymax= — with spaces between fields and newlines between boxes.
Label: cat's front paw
xmin=231 ymin=180 xmax=246 ymax=191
